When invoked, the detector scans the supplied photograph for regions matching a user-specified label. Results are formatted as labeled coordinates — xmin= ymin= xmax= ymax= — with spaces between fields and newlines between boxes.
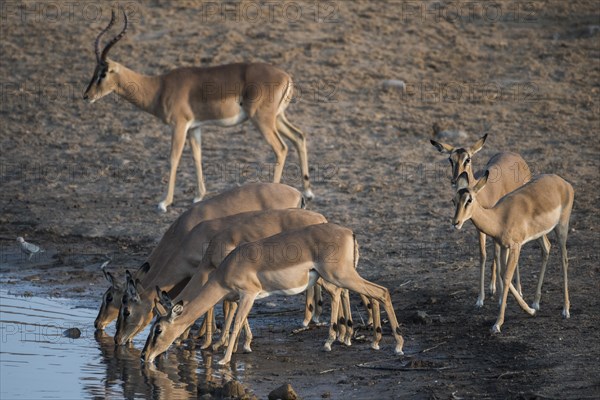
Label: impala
xmin=431 ymin=134 xmax=538 ymax=306
xmin=84 ymin=10 xmax=313 ymax=212
xmin=115 ymin=208 xmax=327 ymax=345
xmin=453 ymin=171 xmax=574 ymax=332
xmin=141 ymin=223 xmax=405 ymax=365
xmin=95 ymin=182 xmax=303 ymax=330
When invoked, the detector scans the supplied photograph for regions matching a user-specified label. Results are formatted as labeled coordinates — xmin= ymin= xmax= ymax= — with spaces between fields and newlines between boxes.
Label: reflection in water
xmin=0 ymin=292 xmax=250 ymax=400
xmin=87 ymin=325 xmax=248 ymax=399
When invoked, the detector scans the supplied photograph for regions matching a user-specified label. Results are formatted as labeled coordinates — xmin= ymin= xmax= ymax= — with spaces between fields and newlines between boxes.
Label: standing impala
xmin=95 ymin=182 xmax=303 ymax=330
xmin=84 ymin=10 xmax=313 ymax=211
xmin=431 ymin=134 xmax=537 ymax=306
xmin=141 ymin=223 xmax=405 ymax=365
xmin=453 ymin=171 xmax=574 ymax=332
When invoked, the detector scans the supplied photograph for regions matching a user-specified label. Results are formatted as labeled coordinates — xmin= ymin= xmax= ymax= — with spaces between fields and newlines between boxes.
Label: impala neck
xmin=470 ymin=201 xmax=503 ymax=242
xmin=176 ymin=280 xmax=229 ymax=329
xmin=114 ymin=63 xmax=161 ymax=114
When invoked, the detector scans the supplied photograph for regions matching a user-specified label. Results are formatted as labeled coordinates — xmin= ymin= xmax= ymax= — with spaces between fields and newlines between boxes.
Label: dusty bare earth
xmin=1 ymin=1 xmax=599 ymax=399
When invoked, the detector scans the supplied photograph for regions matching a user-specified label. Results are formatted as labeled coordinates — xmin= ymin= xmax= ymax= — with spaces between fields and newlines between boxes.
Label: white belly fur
xmin=190 ymin=109 xmax=248 ymax=129
xmin=256 ymin=269 xmax=319 ymax=300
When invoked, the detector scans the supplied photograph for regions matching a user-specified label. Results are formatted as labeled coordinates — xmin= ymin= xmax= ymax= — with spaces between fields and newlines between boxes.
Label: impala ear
xmin=155 ymin=286 xmax=173 ymax=309
xmin=456 ymin=172 xmax=470 ymax=190
xmin=430 ymin=139 xmax=454 ymax=154
xmin=469 ymin=134 xmax=488 ymax=155
xmin=473 ymin=170 xmax=489 ymax=193
xmin=126 ymin=275 xmax=140 ymax=301
xmin=103 ymin=268 xmax=115 ymax=286
xmin=153 ymin=298 xmax=167 ymax=317
xmin=170 ymin=301 xmax=184 ymax=320
xmin=134 ymin=262 xmax=150 ymax=278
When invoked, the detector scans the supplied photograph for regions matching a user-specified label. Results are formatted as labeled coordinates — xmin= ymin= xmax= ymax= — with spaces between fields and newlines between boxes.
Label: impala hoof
xmin=562 ymin=309 xmax=570 ymax=319
xmin=323 ymin=342 xmax=332 ymax=352
xmin=370 ymin=343 xmax=380 ymax=351
xmin=303 ymin=189 xmax=315 ymax=201
xmin=532 ymin=302 xmax=540 ymax=311
xmin=157 ymin=202 xmax=168 ymax=213
xmin=395 ymin=345 xmax=404 ymax=355
xmin=475 ymin=298 xmax=484 ymax=308
xmin=217 ymin=358 xmax=230 ymax=366
xmin=491 ymin=324 xmax=501 ymax=334
xmin=193 ymin=197 xmax=203 ymax=203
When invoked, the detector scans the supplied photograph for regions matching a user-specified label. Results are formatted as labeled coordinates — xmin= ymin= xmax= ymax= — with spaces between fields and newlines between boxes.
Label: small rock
xmin=268 ymin=383 xmax=300 ymax=400
xmin=221 ymin=380 xmax=247 ymax=399
xmin=411 ymin=311 xmax=432 ymax=325
xmin=382 ymin=79 xmax=406 ymax=90
xmin=64 ymin=328 xmax=82 ymax=339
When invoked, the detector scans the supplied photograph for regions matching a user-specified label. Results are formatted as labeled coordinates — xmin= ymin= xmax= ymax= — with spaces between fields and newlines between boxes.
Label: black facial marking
xmin=457 ymin=188 xmax=470 ymax=196
xmin=376 ymin=327 xmax=382 ymax=334
xmin=456 ymin=148 xmax=467 ymax=154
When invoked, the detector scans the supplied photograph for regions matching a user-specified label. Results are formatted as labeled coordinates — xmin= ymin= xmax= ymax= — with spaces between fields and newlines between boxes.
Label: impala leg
xmin=322 ymin=268 xmax=404 ymax=355
xmin=371 ymin=299 xmax=382 ymax=350
xmin=241 ymin=318 xmax=253 ymax=353
xmin=252 ymin=118 xmax=288 ymax=183
xmin=477 ymin=231 xmax=487 ymax=307
xmin=188 ymin=127 xmax=206 ymax=203
xmin=532 ymin=235 xmax=551 ymax=311
xmin=313 ymin=283 xmax=323 ymax=324
xmin=303 ymin=285 xmax=316 ymax=327
xmin=213 ymin=301 xmax=237 ymax=351
xmin=497 ymin=245 xmax=508 ymax=306
xmin=514 ymin=262 xmax=523 ymax=297
xmin=340 ymin=289 xmax=353 ymax=346
xmin=493 ymin=245 xmax=536 ymax=333
xmin=490 ymin=242 xmax=501 ymax=296
xmin=200 ymin=306 xmax=215 ymax=350
xmin=555 ymin=224 xmax=571 ymax=318
xmin=276 ymin=113 xmax=314 ymax=199
xmin=159 ymin=123 xmax=188 ymax=212
xmin=359 ymin=294 xmax=373 ymax=327
xmin=320 ymin=282 xmax=342 ymax=352
xmin=218 ymin=295 xmax=256 ymax=366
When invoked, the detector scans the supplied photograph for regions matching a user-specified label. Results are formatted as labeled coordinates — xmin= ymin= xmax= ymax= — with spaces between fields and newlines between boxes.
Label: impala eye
xmin=465 ymin=158 xmax=471 ymax=165
xmin=466 ymin=197 xmax=472 ymax=205
xmin=106 ymin=293 xmax=113 ymax=302
xmin=448 ymin=158 xmax=453 ymax=166
xmin=124 ymin=308 xmax=130 ymax=317
xmin=155 ymin=325 xmax=162 ymax=335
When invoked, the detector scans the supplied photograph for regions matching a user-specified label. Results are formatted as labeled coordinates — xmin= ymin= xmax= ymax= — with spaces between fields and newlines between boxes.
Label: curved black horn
xmin=101 ymin=9 xmax=128 ymax=62
xmin=94 ymin=9 xmax=116 ymax=63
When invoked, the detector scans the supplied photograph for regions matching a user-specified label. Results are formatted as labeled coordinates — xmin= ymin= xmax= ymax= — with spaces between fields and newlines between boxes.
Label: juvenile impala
xmin=141 ymin=223 xmax=405 ymax=365
xmin=115 ymin=208 xmax=327 ymax=345
xmin=453 ymin=171 xmax=574 ymax=332
xmin=84 ymin=10 xmax=313 ymax=212
xmin=431 ymin=134 xmax=539 ymax=306
xmin=95 ymin=183 xmax=303 ymax=330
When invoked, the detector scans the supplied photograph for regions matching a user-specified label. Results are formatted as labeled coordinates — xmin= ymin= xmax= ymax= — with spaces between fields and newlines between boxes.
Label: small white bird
xmin=16 ymin=237 xmax=45 ymax=260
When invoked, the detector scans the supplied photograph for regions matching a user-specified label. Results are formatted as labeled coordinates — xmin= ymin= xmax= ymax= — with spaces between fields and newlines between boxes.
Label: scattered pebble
xmin=63 ymin=328 xmax=82 ymax=339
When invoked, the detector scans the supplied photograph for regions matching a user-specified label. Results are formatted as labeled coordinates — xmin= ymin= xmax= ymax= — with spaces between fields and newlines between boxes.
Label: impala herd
xmin=88 ymin=11 xmax=574 ymax=366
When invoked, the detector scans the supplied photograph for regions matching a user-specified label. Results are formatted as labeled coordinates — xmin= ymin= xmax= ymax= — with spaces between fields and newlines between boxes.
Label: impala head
xmin=141 ymin=290 xmax=186 ymax=364
xmin=114 ymin=269 xmax=153 ymax=345
xmin=83 ymin=9 xmax=128 ymax=103
xmin=452 ymin=170 xmax=489 ymax=229
xmin=94 ymin=266 xmax=123 ymax=330
xmin=431 ymin=134 xmax=488 ymax=186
